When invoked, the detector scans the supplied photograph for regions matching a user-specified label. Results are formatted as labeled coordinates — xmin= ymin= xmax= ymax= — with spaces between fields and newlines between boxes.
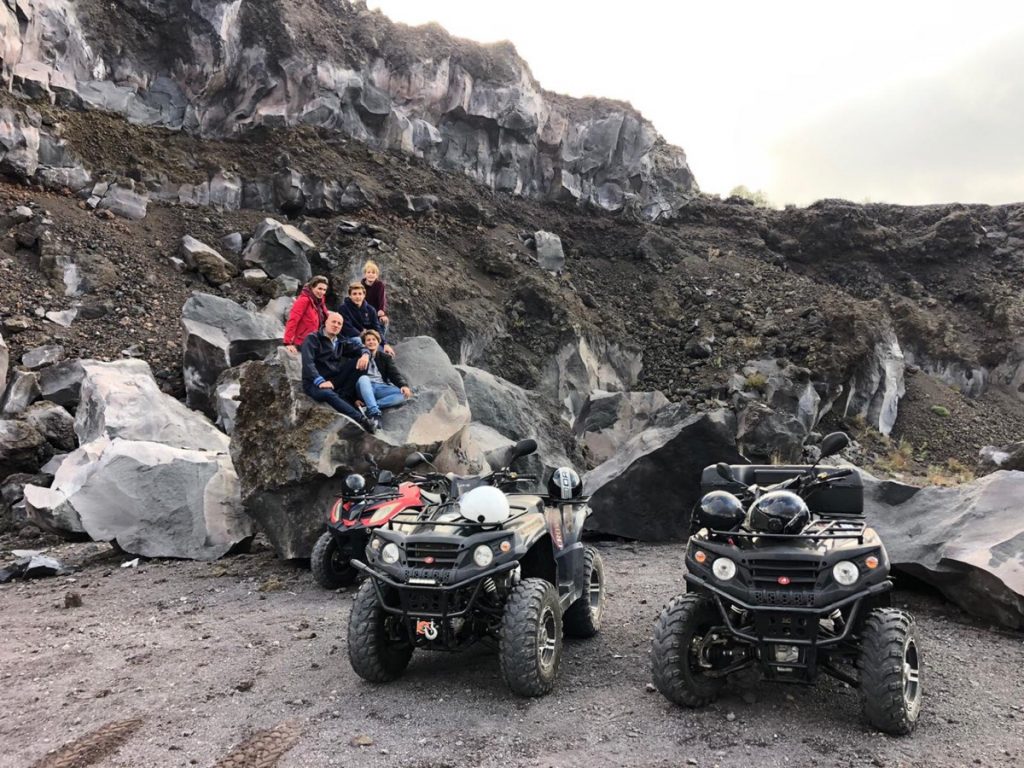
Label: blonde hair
xmin=361 ymin=329 xmax=382 ymax=343
xmin=363 ymin=260 xmax=380 ymax=275
xmin=347 ymin=281 xmax=365 ymax=294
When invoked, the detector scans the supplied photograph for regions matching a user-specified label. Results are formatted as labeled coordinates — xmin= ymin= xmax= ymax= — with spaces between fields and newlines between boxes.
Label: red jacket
xmin=283 ymin=289 xmax=327 ymax=346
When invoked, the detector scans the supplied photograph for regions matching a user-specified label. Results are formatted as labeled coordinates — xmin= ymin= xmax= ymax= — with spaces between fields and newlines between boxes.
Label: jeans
xmin=303 ymin=381 xmax=364 ymax=422
xmin=357 ymin=378 xmax=405 ymax=414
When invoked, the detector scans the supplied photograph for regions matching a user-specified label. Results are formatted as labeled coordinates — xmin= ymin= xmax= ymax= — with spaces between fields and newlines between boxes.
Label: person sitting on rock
xmin=300 ymin=311 xmax=377 ymax=433
xmin=361 ymin=260 xmax=390 ymax=339
xmin=340 ymin=281 xmax=394 ymax=355
xmin=352 ymin=329 xmax=412 ymax=423
xmin=283 ymin=275 xmax=328 ymax=354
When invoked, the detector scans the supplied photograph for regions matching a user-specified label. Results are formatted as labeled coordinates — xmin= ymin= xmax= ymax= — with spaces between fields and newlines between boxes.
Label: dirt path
xmin=1 ymin=541 xmax=1021 ymax=768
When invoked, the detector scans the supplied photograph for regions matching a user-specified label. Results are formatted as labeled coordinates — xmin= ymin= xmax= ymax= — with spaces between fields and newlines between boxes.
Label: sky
xmin=368 ymin=0 xmax=1024 ymax=207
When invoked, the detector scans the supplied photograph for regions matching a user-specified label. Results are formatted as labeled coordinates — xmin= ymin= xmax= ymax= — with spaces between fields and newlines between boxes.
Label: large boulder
xmin=232 ymin=338 xmax=470 ymax=558
xmin=433 ymin=423 xmax=518 ymax=475
xmin=733 ymin=359 xmax=822 ymax=462
xmin=181 ymin=293 xmax=284 ymax=417
xmin=574 ymin=390 xmax=672 ymax=464
xmin=538 ymin=335 xmax=642 ymax=424
xmin=24 ymin=437 xmax=251 ymax=559
xmin=75 ymin=359 xmax=229 ymax=451
xmin=37 ymin=358 xmax=85 ymax=408
xmin=180 ymin=235 xmax=239 ymax=285
xmin=240 ymin=218 xmax=314 ymax=282
xmin=863 ymin=471 xmax=1024 ymax=629
xmin=0 ymin=419 xmax=53 ymax=477
xmin=21 ymin=401 xmax=76 ymax=452
xmin=584 ymin=409 xmax=745 ymax=540
xmin=456 ymin=364 xmax=575 ymax=474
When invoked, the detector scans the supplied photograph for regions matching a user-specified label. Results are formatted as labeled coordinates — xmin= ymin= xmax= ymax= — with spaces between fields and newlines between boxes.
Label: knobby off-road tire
xmin=858 ymin=608 xmax=922 ymax=735
xmin=651 ymin=593 xmax=725 ymax=707
xmin=347 ymin=579 xmax=413 ymax=682
xmin=499 ymin=578 xmax=563 ymax=697
xmin=311 ymin=532 xmax=358 ymax=589
xmin=563 ymin=547 xmax=606 ymax=638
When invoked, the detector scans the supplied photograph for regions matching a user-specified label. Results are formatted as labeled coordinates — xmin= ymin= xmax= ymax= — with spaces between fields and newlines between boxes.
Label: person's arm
xmin=300 ymin=336 xmax=327 ymax=386
xmin=283 ymin=294 xmax=308 ymax=346
xmin=340 ymin=338 xmax=372 ymax=370
xmin=378 ymin=282 xmax=389 ymax=315
xmin=381 ymin=354 xmax=408 ymax=389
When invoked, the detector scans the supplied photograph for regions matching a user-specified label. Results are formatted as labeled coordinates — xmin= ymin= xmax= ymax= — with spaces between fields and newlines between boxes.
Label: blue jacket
xmin=340 ymin=297 xmax=384 ymax=337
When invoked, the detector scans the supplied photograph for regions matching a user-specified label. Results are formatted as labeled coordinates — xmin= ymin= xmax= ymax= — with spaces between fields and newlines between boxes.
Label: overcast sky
xmin=369 ymin=0 xmax=1024 ymax=206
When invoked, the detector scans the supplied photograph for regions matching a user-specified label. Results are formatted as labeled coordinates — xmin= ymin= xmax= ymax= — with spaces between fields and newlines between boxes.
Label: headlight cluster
xmin=381 ymin=542 xmax=400 ymax=564
xmin=832 ymin=560 xmax=859 ymax=585
xmin=473 ymin=544 xmax=494 ymax=567
xmin=712 ymin=557 xmax=736 ymax=581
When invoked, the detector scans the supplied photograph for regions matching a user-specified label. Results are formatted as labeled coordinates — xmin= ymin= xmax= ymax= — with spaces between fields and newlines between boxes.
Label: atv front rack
xmin=384 ymin=502 xmax=534 ymax=530
xmin=713 ymin=518 xmax=868 ymax=544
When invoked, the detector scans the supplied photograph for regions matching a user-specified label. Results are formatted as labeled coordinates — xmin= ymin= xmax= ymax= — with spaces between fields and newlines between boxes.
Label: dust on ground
xmin=1 ymin=540 xmax=1021 ymax=768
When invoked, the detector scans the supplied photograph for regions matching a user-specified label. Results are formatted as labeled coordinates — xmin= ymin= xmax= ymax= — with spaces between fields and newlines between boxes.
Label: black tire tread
xmin=311 ymin=532 xmax=357 ymax=589
xmin=858 ymin=607 xmax=921 ymax=735
xmin=347 ymin=579 xmax=413 ymax=682
xmin=499 ymin=578 xmax=563 ymax=697
xmin=563 ymin=547 xmax=605 ymax=638
xmin=650 ymin=593 xmax=724 ymax=707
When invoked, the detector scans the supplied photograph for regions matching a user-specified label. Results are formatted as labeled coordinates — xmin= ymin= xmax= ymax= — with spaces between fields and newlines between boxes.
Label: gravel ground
xmin=1 ymin=541 xmax=1022 ymax=768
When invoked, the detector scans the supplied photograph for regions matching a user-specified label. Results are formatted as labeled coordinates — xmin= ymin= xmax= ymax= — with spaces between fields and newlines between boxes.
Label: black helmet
xmin=747 ymin=490 xmax=810 ymax=534
xmin=696 ymin=491 xmax=745 ymax=532
xmin=548 ymin=467 xmax=583 ymax=500
xmin=344 ymin=473 xmax=366 ymax=493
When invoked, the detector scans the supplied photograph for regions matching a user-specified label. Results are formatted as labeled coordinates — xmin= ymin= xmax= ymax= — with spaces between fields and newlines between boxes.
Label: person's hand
xmin=383 ymin=343 xmax=395 ymax=357
xmin=286 ymin=345 xmax=298 ymax=356
xmin=355 ymin=400 xmax=365 ymax=408
xmin=377 ymin=310 xmax=387 ymax=321
xmin=318 ymin=380 xmax=334 ymax=390
xmin=356 ymin=353 xmax=370 ymax=370
xmin=400 ymin=386 xmax=412 ymax=398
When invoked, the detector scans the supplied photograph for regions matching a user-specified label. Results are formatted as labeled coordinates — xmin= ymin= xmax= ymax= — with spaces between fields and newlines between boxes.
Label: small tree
xmin=729 ymin=185 xmax=772 ymax=208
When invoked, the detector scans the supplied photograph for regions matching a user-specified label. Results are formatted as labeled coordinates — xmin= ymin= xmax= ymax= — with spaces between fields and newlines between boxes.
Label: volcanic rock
xmin=21 ymin=401 xmax=76 ymax=452
xmin=240 ymin=218 xmax=314 ymax=282
xmin=180 ymin=235 xmax=239 ymax=286
xmin=574 ymin=390 xmax=673 ymax=464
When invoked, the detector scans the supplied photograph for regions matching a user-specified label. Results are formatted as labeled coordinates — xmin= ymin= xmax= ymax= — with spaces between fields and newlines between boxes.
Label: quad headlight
xmin=381 ymin=542 xmax=400 ymax=564
xmin=832 ymin=560 xmax=859 ymax=586
xmin=473 ymin=544 xmax=494 ymax=567
xmin=712 ymin=557 xmax=737 ymax=581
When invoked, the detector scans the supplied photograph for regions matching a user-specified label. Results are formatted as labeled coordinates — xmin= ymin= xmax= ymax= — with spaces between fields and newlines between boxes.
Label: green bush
xmin=930 ymin=405 xmax=950 ymax=418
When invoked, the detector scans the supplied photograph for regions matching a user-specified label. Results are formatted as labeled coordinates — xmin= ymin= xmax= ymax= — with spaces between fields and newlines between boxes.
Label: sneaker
xmin=369 ymin=414 xmax=383 ymax=433
xmin=359 ymin=416 xmax=376 ymax=435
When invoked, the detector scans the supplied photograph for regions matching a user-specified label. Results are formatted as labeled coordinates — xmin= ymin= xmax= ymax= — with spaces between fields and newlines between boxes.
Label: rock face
xmin=181 ymin=293 xmax=285 ymax=417
xmin=839 ymin=325 xmax=905 ymax=436
xmin=232 ymin=338 xmax=470 ymax=558
xmin=0 ymin=0 xmax=696 ymax=219
xmin=863 ymin=471 xmax=1024 ymax=629
xmin=574 ymin=390 xmax=672 ymax=464
xmin=733 ymin=359 xmax=822 ymax=462
xmin=538 ymin=335 xmax=642 ymax=424
xmin=584 ymin=409 xmax=745 ymax=540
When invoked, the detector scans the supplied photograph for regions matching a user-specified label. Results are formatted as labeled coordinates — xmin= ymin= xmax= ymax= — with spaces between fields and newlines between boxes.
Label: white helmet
xmin=459 ymin=486 xmax=512 ymax=525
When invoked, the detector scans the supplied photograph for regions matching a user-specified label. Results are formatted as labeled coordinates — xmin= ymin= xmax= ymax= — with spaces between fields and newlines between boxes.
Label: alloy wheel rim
xmin=902 ymin=638 xmax=921 ymax=705
xmin=539 ymin=608 xmax=558 ymax=668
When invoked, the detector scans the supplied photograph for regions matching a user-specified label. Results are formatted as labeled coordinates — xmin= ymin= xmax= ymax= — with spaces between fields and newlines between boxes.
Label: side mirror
xmin=715 ymin=462 xmax=735 ymax=482
xmin=377 ymin=470 xmax=394 ymax=485
xmin=512 ymin=438 xmax=538 ymax=460
xmin=819 ymin=432 xmax=850 ymax=459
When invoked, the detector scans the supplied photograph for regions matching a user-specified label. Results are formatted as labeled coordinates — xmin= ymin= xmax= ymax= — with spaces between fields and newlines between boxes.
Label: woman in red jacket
xmin=284 ymin=275 xmax=328 ymax=354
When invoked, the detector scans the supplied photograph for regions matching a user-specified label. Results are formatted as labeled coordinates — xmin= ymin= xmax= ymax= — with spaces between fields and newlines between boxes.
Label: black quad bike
xmin=652 ymin=432 xmax=923 ymax=735
xmin=347 ymin=439 xmax=606 ymax=697
xmin=311 ymin=454 xmax=447 ymax=589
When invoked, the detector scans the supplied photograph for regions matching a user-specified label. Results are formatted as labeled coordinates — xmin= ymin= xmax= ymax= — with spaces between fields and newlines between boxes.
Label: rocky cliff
xmin=0 ymin=0 xmax=695 ymax=218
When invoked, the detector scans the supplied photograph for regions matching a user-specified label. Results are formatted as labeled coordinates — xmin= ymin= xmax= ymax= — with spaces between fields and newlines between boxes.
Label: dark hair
xmin=348 ymin=281 xmax=365 ymax=294
xmin=306 ymin=275 xmax=328 ymax=290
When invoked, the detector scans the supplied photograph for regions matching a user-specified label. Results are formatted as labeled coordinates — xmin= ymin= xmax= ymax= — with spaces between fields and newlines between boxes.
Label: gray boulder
xmin=734 ymin=359 xmax=821 ymax=462
xmin=181 ymin=293 xmax=284 ymax=417
xmin=457 ymin=364 xmax=574 ymax=474
xmin=21 ymin=344 xmax=65 ymax=370
xmin=75 ymin=359 xmax=229 ymax=451
xmin=37 ymin=359 xmax=85 ymax=408
xmin=232 ymin=339 xmax=470 ymax=558
xmin=534 ymin=231 xmax=565 ymax=272
xmin=575 ymin=390 xmax=672 ymax=464
xmin=0 ymin=419 xmax=53 ymax=477
xmin=584 ymin=409 xmax=745 ymax=540
xmin=24 ymin=437 xmax=251 ymax=560
xmin=240 ymin=218 xmax=314 ymax=282
xmin=433 ymin=423 xmax=517 ymax=476
xmin=838 ymin=325 xmax=905 ymax=436
xmin=538 ymin=335 xmax=642 ymax=424
xmin=96 ymin=184 xmax=149 ymax=220
xmin=1 ymin=370 xmax=40 ymax=415
xmin=0 ymin=333 xmax=8 ymax=401
xmin=180 ymin=235 xmax=239 ymax=286
xmin=21 ymin=402 xmax=76 ymax=452
xmin=979 ymin=441 xmax=1024 ymax=473
xmin=863 ymin=471 xmax=1024 ymax=629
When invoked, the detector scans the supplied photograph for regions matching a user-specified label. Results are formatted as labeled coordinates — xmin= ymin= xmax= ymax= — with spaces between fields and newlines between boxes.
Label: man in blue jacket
xmin=340 ymin=281 xmax=395 ymax=356
xmin=300 ymin=312 xmax=378 ymax=433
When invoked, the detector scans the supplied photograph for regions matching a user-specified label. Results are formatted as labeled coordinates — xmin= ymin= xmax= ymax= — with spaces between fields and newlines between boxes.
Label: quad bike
xmin=347 ymin=439 xmax=606 ymax=697
xmin=652 ymin=432 xmax=923 ymax=735
xmin=310 ymin=453 xmax=447 ymax=589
